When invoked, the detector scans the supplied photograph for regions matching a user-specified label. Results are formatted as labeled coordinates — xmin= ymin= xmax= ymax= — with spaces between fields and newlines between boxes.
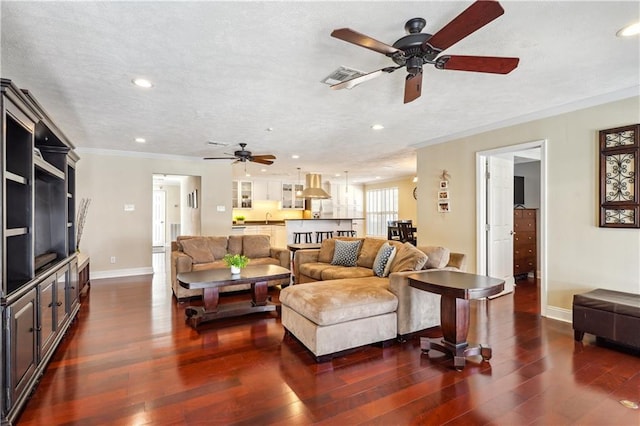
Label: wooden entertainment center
xmin=1 ymin=79 xmax=83 ymax=424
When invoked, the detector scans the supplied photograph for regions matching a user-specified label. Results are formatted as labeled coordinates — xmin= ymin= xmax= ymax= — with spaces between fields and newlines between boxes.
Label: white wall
xmin=76 ymin=151 xmax=231 ymax=277
xmin=514 ymin=161 xmax=541 ymax=209
xmin=416 ymin=96 xmax=640 ymax=313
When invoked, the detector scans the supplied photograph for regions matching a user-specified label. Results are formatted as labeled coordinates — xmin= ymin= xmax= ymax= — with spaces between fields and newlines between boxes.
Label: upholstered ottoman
xmin=573 ymin=288 xmax=640 ymax=350
xmin=280 ymin=278 xmax=398 ymax=361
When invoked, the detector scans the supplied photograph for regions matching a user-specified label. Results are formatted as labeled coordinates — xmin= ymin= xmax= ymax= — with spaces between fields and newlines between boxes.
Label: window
xmin=366 ymin=187 xmax=398 ymax=237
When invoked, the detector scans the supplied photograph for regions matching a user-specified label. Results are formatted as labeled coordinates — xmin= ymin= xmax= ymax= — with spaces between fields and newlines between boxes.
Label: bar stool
xmin=336 ymin=230 xmax=356 ymax=237
xmin=315 ymin=231 xmax=333 ymax=243
xmin=293 ymin=231 xmax=313 ymax=244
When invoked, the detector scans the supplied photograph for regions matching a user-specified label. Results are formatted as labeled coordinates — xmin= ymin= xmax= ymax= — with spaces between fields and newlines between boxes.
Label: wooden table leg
xmin=202 ymin=287 xmax=220 ymax=312
xmin=251 ymin=280 xmax=269 ymax=306
xmin=421 ymin=295 xmax=492 ymax=370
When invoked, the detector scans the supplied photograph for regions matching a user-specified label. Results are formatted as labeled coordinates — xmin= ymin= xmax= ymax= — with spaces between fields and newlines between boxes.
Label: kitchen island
xmin=284 ymin=218 xmax=364 ymax=244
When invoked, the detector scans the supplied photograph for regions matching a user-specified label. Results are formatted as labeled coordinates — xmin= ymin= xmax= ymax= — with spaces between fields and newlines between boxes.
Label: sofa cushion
xmin=206 ymin=236 xmax=229 ymax=259
xmin=299 ymin=262 xmax=334 ymax=281
xmin=420 ymin=246 xmax=451 ymax=269
xmin=321 ymin=266 xmax=375 ymax=280
xmin=280 ymin=278 xmax=397 ymax=326
xmin=331 ymin=240 xmax=361 ymax=266
xmin=357 ymin=238 xmax=386 ymax=268
xmin=373 ymin=242 xmax=397 ymax=277
xmin=389 ymin=242 xmax=428 ymax=273
xmin=192 ymin=260 xmax=227 ymax=271
xmin=243 ymin=234 xmax=271 ymax=258
xmin=228 ymin=235 xmax=243 ymax=255
xmin=246 ymin=257 xmax=280 ymax=266
xmin=181 ymin=238 xmax=215 ymax=264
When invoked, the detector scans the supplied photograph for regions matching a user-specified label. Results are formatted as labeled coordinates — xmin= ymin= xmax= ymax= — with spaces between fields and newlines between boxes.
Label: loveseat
xmin=280 ymin=237 xmax=466 ymax=360
xmin=170 ymin=234 xmax=290 ymax=301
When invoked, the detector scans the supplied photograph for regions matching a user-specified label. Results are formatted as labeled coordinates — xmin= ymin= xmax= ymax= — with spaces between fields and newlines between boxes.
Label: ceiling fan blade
xmin=250 ymin=158 xmax=274 ymax=165
xmin=203 ymin=156 xmax=236 ymax=160
xmin=423 ymin=0 xmax=505 ymax=53
xmin=331 ymin=28 xmax=400 ymax=55
xmin=404 ymin=70 xmax=423 ymax=104
xmin=252 ymin=154 xmax=276 ymax=160
xmin=436 ymin=55 xmax=519 ymax=74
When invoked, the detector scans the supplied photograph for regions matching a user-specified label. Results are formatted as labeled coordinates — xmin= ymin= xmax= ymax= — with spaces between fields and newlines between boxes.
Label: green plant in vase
xmin=223 ymin=253 xmax=249 ymax=275
xmin=235 ymin=215 xmax=245 ymax=224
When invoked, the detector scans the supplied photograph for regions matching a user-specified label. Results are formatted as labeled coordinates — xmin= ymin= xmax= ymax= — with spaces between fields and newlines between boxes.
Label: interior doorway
xmin=475 ymin=140 xmax=547 ymax=316
xmin=152 ymin=174 xmax=202 ymax=255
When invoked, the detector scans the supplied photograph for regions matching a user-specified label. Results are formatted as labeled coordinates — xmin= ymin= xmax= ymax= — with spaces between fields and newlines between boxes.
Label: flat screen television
xmin=514 ymin=176 xmax=525 ymax=206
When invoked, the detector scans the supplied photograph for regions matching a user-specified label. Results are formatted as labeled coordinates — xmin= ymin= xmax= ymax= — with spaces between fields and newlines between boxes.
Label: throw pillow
xmin=372 ymin=242 xmax=397 ymax=277
xmin=181 ymin=238 xmax=215 ymax=264
xmin=389 ymin=243 xmax=428 ymax=273
xmin=421 ymin=246 xmax=451 ymax=269
xmin=331 ymin=240 xmax=361 ymax=266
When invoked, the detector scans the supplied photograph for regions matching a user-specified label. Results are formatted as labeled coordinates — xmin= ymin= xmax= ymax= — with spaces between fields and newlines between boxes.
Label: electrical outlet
xmin=110 ymin=256 xmax=116 ymax=264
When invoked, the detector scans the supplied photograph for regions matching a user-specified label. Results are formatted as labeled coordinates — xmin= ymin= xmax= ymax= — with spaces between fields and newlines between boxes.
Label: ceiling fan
xmin=204 ymin=143 xmax=276 ymax=165
xmin=329 ymin=0 xmax=519 ymax=103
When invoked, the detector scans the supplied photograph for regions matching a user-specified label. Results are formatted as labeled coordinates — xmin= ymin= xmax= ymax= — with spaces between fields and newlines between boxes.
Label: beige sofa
xmin=170 ymin=234 xmax=290 ymax=301
xmin=280 ymin=237 xmax=466 ymax=360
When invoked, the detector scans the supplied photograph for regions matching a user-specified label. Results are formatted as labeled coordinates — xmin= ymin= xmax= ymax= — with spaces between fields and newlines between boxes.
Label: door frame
xmin=475 ymin=139 xmax=548 ymax=316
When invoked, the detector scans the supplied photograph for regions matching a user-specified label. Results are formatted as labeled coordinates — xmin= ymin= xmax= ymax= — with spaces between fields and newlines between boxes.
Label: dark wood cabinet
xmin=1 ymin=78 xmax=80 ymax=424
xmin=513 ymin=209 xmax=537 ymax=280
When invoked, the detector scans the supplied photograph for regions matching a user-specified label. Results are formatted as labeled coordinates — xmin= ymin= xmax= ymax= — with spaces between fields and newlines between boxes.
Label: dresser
xmin=513 ymin=209 xmax=537 ymax=279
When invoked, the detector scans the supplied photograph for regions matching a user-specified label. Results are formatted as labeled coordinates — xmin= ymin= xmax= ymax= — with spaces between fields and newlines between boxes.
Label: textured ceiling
xmin=1 ymin=1 xmax=639 ymax=184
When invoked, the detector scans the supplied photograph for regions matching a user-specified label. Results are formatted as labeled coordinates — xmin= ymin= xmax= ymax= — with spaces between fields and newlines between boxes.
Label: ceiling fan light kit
xmin=329 ymin=0 xmax=520 ymax=103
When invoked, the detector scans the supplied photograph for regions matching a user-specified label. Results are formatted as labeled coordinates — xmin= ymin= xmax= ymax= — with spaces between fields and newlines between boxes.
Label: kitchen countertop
xmin=232 ymin=221 xmax=285 ymax=226
xmin=284 ymin=218 xmax=364 ymax=221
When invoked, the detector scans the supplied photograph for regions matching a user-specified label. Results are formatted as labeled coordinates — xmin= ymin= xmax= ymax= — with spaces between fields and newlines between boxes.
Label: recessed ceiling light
xmin=245 ymin=173 xmax=251 ymax=177
xmin=135 ymin=137 xmax=146 ymax=143
xmin=291 ymin=154 xmax=300 ymax=159
xmin=266 ymin=127 xmax=274 ymax=132
xmin=375 ymin=176 xmax=381 ymax=179
xmin=617 ymin=22 xmax=640 ymax=37
xmin=335 ymin=173 xmax=341 ymax=177
xmin=260 ymin=168 xmax=267 ymax=172
xmin=371 ymin=124 xmax=384 ymax=130
xmin=132 ymin=78 xmax=153 ymax=88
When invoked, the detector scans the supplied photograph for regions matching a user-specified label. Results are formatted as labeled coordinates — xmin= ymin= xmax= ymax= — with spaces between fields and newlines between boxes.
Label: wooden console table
xmin=178 ymin=264 xmax=290 ymax=328
xmin=408 ymin=271 xmax=504 ymax=370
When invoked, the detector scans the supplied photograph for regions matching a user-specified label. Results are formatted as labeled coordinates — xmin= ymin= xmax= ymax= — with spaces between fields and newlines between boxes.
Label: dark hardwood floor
xmin=17 ymin=262 xmax=640 ymax=425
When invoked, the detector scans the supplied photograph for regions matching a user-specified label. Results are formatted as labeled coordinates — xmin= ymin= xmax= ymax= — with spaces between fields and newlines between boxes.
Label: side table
xmin=408 ymin=270 xmax=504 ymax=370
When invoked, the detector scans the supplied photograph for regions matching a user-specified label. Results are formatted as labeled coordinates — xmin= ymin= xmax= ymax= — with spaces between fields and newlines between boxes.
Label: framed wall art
xmin=599 ymin=124 xmax=639 ymax=228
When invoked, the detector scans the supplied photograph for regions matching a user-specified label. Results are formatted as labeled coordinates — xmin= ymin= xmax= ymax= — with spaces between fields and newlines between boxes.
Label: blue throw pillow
xmin=373 ymin=242 xmax=397 ymax=277
xmin=331 ymin=240 xmax=361 ymax=266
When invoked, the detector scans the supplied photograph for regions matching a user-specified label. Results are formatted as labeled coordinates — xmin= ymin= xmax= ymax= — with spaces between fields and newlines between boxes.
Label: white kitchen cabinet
xmin=253 ymin=180 xmax=282 ymax=201
xmin=232 ymin=180 xmax=253 ymax=209
xmin=281 ymin=183 xmax=304 ymax=209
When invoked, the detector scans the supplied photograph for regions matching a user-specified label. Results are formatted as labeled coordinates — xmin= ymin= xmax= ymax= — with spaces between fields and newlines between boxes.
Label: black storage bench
xmin=573 ymin=289 xmax=640 ymax=350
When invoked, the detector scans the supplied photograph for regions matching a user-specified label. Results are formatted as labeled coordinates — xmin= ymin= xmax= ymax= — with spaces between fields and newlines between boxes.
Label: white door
xmin=152 ymin=190 xmax=166 ymax=247
xmin=487 ymin=155 xmax=515 ymax=296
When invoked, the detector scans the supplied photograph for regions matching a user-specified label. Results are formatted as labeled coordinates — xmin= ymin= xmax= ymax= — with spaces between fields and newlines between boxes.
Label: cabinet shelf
xmin=34 ymin=156 xmax=64 ymax=180
xmin=5 ymin=227 xmax=28 ymax=237
xmin=6 ymin=171 xmax=27 ymax=185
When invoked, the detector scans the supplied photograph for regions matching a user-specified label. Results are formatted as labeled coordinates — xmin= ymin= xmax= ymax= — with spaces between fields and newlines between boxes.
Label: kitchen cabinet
xmin=281 ymin=183 xmax=304 ymax=209
xmin=232 ymin=180 xmax=253 ymax=209
xmin=253 ymin=180 xmax=282 ymax=201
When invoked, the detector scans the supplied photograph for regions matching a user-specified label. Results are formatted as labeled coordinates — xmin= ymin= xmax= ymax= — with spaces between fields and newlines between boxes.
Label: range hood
xmin=300 ymin=173 xmax=331 ymax=199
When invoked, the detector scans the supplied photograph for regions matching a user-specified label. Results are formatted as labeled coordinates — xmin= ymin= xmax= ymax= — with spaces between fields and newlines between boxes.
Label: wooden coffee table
xmin=178 ymin=264 xmax=290 ymax=328
xmin=407 ymin=270 xmax=504 ymax=370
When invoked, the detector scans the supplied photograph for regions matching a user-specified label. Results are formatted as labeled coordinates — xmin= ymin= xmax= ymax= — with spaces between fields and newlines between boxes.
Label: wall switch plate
xmin=110 ymin=256 xmax=116 ymax=264
xmin=217 ymin=205 xmax=226 ymax=212
xmin=124 ymin=204 xmax=135 ymax=211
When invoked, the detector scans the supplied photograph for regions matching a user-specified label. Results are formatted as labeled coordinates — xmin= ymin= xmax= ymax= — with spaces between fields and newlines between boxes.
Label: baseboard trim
xmin=91 ymin=267 xmax=154 ymax=280
xmin=545 ymin=305 xmax=572 ymax=323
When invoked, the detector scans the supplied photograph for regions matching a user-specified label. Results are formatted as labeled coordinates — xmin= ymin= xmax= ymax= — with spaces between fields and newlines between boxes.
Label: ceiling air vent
xmin=321 ymin=66 xmax=367 ymax=86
